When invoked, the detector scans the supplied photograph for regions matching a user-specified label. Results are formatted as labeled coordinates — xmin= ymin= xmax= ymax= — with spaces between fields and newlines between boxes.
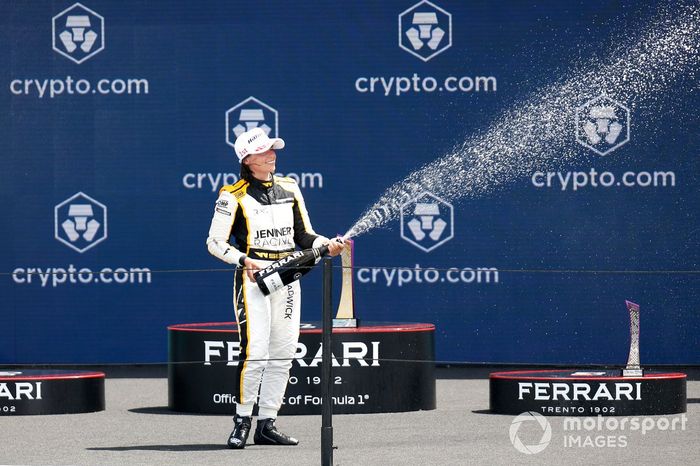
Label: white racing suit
xmin=206 ymin=175 xmax=327 ymax=419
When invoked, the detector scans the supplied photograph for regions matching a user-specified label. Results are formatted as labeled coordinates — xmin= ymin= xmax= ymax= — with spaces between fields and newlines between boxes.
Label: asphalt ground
xmin=1 ymin=367 xmax=698 ymax=465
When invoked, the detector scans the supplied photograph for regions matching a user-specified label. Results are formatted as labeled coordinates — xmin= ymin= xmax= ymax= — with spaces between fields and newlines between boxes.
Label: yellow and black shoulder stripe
xmin=220 ymin=179 xmax=248 ymax=199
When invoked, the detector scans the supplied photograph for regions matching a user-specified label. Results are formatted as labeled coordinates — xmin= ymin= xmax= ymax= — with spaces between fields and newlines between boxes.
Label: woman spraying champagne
xmin=254 ymin=240 xmax=343 ymax=295
xmin=206 ymin=127 xmax=343 ymax=449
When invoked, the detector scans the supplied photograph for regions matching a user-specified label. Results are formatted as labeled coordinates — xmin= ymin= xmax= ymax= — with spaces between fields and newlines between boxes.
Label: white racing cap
xmin=233 ymin=127 xmax=285 ymax=163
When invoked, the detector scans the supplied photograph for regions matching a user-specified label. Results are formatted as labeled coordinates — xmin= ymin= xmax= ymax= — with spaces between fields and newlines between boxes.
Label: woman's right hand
xmin=243 ymin=257 xmax=265 ymax=281
xmin=326 ymin=237 xmax=345 ymax=257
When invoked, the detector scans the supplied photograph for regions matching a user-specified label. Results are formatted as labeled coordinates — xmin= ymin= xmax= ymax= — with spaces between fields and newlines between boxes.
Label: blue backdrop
xmin=2 ymin=0 xmax=698 ymax=364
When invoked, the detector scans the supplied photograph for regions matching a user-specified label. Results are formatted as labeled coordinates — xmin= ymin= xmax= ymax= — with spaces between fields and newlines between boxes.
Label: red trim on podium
xmin=490 ymin=369 xmax=687 ymax=381
xmin=0 ymin=371 xmax=105 ymax=381
xmin=168 ymin=321 xmax=435 ymax=334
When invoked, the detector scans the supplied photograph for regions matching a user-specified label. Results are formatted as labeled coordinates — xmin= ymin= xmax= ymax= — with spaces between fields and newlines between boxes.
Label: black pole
xmin=321 ymin=257 xmax=333 ymax=466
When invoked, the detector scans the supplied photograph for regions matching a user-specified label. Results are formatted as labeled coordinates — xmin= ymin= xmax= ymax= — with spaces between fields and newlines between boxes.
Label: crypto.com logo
xmin=226 ymin=97 xmax=279 ymax=149
xmin=575 ymin=95 xmax=630 ymax=156
xmin=399 ymin=0 xmax=452 ymax=62
xmin=54 ymin=192 xmax=107 ymax=253
xmin=400 ymin=191 xmax=453 ymax=252
xmin=510 ymin=411 xmax=552 ymax=455
xmin=52 ymin=3 xmax=105 ymax=64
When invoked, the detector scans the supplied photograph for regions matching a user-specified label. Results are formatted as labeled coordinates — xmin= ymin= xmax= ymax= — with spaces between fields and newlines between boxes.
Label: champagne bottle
xmin=254 ymin=245 xmax=329 ymax=295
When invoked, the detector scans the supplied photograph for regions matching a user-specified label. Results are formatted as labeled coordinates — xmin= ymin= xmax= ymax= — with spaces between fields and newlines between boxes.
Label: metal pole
xmin=321 ymin=257 xmax=333 ymax=466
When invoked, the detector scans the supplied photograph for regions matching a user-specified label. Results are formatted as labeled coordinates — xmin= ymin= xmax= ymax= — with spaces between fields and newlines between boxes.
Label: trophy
xmin=622 ymin=300 xmax=644 ymax=377
xmin=333 ymin=238 xmax=359 ymax=328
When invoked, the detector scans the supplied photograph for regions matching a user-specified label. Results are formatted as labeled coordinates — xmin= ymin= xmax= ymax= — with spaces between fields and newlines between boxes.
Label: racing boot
xmin=253 ymin=418 xmax=299 ymax=446
xmin=227 ymin=414 xmax=252 ymax=449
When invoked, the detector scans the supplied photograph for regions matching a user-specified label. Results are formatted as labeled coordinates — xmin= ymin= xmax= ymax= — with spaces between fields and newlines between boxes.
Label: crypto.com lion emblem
xmin=575 ymin=95 xmax=630 ymax=156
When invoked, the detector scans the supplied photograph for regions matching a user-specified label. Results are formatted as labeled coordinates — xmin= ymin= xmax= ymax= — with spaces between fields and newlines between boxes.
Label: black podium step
xmin=0 ymin=370 xmax=105 ymax=416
